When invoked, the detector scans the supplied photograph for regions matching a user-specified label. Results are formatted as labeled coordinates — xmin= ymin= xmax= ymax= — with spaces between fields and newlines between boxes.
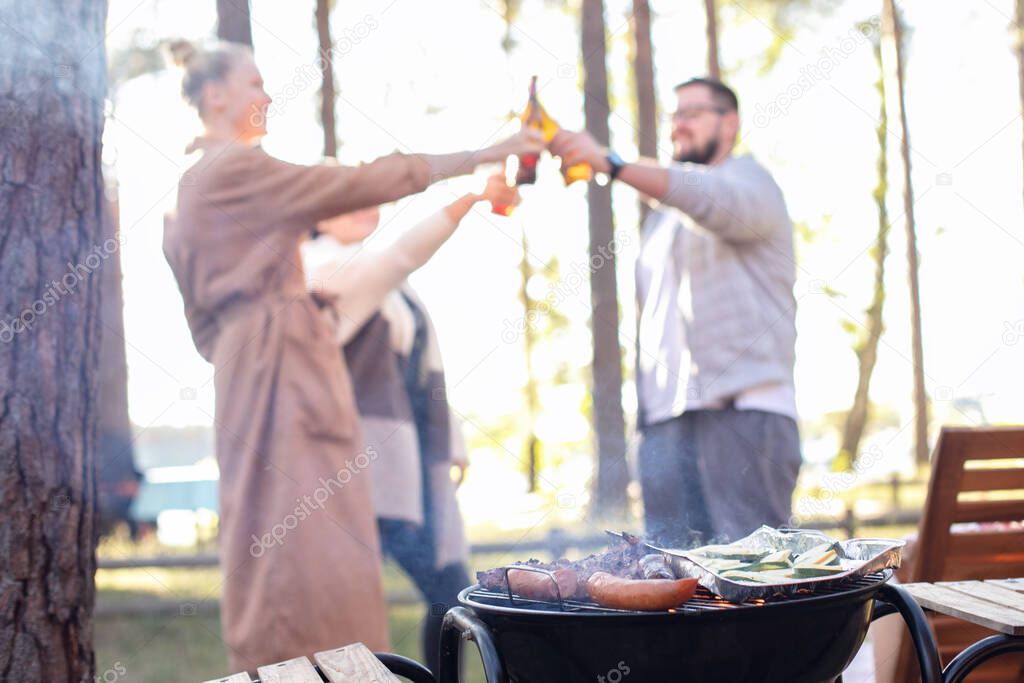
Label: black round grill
xmin=463 ymin=570 xmax=891 ymax=616
xmin=439 ymin=570 xmax=943 ymax=683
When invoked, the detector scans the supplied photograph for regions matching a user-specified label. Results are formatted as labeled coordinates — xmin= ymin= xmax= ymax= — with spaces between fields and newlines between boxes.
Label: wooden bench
xmin=202 ymin=643 xmax=433 ymax=683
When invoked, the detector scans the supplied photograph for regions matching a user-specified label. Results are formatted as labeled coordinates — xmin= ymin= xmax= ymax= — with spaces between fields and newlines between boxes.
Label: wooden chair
xmin=888 ymin=426 xmax=1024 ymax=682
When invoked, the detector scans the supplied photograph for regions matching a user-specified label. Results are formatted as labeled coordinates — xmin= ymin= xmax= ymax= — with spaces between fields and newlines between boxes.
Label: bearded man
xmin=551 ymin=78 xmax=802 ymax=545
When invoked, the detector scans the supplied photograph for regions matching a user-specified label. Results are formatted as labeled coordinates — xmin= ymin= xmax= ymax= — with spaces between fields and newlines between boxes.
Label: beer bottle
xmin=526 ymin=77 xmax=592 ymax=185
xmin=523 ymin=76 xmax=592 ymax=185
xmin=492 ymin=76 xmax=550 ymax=215
xmin=491 ymin=76 xmax=593 ymax=215
xmin=515 ymin=76 xmax=553 ymax=185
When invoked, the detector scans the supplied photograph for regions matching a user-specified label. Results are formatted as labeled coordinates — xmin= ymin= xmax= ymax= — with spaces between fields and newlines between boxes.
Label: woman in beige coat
xmin=162 ymin=39 xmax=540 ymax=673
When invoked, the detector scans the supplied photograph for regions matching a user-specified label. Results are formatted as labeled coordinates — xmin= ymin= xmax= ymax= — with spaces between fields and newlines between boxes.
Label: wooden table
xmin=201 ymin=643 xmax=434 ymax=683
xmin=902 ymin=579 xmax=1024 ymax=682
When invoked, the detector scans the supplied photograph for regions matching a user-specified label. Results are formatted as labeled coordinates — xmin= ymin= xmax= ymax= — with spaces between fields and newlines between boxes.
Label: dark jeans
xmin=378 ymin=518 xmax=470 ymax=675
xmin=638 ymin=407 xmax=802 ymax=548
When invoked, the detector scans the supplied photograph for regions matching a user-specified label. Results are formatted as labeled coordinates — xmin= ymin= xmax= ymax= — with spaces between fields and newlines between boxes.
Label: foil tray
xmin=633 ymin=526 xmax=903 ymax=603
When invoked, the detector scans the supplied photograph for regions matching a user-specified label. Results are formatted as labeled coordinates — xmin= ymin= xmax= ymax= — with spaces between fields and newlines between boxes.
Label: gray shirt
xmin=636 ymin=154 xmax=798 ymax=427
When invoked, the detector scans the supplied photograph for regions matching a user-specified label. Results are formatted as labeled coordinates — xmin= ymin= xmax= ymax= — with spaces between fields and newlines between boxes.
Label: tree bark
xmin=703 ymin=0 xmax=721 ymax=79
xmin=839 ymin=32 xmax=890 ymax=469
xmin=631 ymin=0 xmax=658 ymax=225
xmin=217 ymin=0 xmax=254 ymax=47
xmin=582 ymin=0 xmax=629 ymax=516
xmin=315 ymin=0 xmax=338 ymax=157
xmin=0 ymin=1 xmax=106 ymax=679
xmin=883 ymin=0 xmax=929 ymax=466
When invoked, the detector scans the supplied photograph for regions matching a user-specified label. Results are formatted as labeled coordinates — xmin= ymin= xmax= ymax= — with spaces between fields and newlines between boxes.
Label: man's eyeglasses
xmin=667 ymin=104 xmax=728 ymax=122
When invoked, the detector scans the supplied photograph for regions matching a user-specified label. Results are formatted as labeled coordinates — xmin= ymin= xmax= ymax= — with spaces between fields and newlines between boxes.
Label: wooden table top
xmin=902 ymin=578 xmax=1024 ymax=636
xmin=202 ymin=642 xmax=401 ymax=683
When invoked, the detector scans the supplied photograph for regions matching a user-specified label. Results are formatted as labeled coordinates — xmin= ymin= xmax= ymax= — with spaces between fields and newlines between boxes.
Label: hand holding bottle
xmin=478 ymin=167 xmax=520 ymax=214
xmin=443 ymin=166 xmax=520 ymax=222
xmin=517 ymin=75 xmax=592 ymax=186
xmin=487 ymin=127 xmax=546 ymax=164
xmin=548 ymin=129 xmax=610 ymax=174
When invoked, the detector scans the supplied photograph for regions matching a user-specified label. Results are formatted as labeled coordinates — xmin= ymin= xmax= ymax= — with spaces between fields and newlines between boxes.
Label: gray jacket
xmin=636 ymin=154 xmax=797 ymax=426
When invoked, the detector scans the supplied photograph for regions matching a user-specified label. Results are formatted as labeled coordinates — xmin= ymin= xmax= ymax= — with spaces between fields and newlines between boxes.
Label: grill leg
xmin=941 ymin=634 xmax=1024 ymax=683
xmin=439 ymin=607 xmax=506 ymax=683
xmin=872 ymin=584 xmax=942 ymax=683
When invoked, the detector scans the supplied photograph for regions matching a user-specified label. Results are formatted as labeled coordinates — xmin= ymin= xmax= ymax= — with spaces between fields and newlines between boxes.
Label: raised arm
xmin=224 ymin=128 xmax=542 ymax=233
xmin=309 ymin=172 xmax=519 ymax=344
xmin=655 ymin=159 xmax=788 ymax=243
xmin=548 ymin=130 xmax=787 ymax=243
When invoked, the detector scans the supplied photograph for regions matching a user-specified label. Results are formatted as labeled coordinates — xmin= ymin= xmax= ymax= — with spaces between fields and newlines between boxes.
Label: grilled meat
xmin=476 ymin=534 xmax=667 ymax=600
xmin=639 ymin=553 xmax=675 ymax=580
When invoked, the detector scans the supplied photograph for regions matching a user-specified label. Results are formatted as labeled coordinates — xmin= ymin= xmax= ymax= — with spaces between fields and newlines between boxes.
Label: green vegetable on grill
xmin=688 ymin=539 xmax=852 ymax=584
xmin=698 ymin=558 xmax=748 ymax=572
xmin=793 ymin=543 xmax=842 ymax=567
xmin=694 ymin=546 xmax=767 ymax=562
xmin=743 ymin=549 xmax=795 ymax=572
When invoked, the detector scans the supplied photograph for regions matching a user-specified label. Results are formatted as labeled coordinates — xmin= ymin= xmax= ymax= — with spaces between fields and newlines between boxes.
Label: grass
xmin=94 ymin=560 xmax=490 ymax=682
xmin=95 ymin=604 xmax=488 ymax=682
xmin=95 ymin=613 xmax=228 ymax=681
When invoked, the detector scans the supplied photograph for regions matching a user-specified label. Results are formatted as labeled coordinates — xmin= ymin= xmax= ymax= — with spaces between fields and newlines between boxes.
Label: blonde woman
xmin=162 ymin=39 xmax=540 ymax=673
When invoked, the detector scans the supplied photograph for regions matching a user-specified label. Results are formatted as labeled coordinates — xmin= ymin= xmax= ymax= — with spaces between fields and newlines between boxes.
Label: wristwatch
xmin=605 ymin=150 xmax=626 ymax=180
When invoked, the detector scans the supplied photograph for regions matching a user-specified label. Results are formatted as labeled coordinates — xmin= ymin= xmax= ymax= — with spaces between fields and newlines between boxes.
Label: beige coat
xmin=163 ymin=137 xmax=432 ymax=673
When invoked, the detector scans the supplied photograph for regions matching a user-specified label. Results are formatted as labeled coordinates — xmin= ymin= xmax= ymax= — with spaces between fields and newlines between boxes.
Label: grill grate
xmin=467 ymin=571 xmax=889 ymax=615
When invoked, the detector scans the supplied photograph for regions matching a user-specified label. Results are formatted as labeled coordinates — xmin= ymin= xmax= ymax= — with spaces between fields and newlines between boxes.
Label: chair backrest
xmin=894 ymin=426 xmax=1024 ymax=682
xmin=911 ymin=426 xmax=1024 ymax=583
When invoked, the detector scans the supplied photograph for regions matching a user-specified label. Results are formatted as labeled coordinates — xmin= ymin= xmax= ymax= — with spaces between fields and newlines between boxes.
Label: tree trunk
xmin=217 ymin=0 xmax=254 ymax=47
xmin=315 ymin=0 xmax=338 ymax=157
xmin=582 ymin=0 xmax=629 ymax=516
xmin=519 ymin=232 xmax=541 ymax=492
xmin=96 ymin=184 xmax=140 ymax=538
xmin=630 ymin=0 xmax=658 ymax=224
xmin=883 ymin=0 xmax=929 ymax=466
xmin=0 ymin=1 xmax=106 ymax=679
xmin=703 ymin=0 xmax=721 ymax=79
xmin=499 ymin=1 xmax=543 ymax=489
xmin=1018 ymin=0 xmax=1024 ymax=208
xmin=839 ymin=32 xmax=890 ymax=470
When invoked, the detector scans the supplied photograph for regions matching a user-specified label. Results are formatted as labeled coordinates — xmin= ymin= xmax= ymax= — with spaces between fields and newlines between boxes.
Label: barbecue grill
xmin=438 ymin=569 xmax=943 ymax=683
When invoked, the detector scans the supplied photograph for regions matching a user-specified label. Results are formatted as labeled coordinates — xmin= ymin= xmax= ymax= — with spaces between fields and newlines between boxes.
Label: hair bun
xmin=167 ymin=39 xmax=198 ymax=68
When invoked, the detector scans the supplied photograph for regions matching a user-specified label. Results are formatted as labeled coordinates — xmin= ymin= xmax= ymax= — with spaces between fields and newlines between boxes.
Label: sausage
xmin=507 ymin=567 xmax=578 ymax=601
xmin=586 ymin=571 xmax=698 ymax=611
